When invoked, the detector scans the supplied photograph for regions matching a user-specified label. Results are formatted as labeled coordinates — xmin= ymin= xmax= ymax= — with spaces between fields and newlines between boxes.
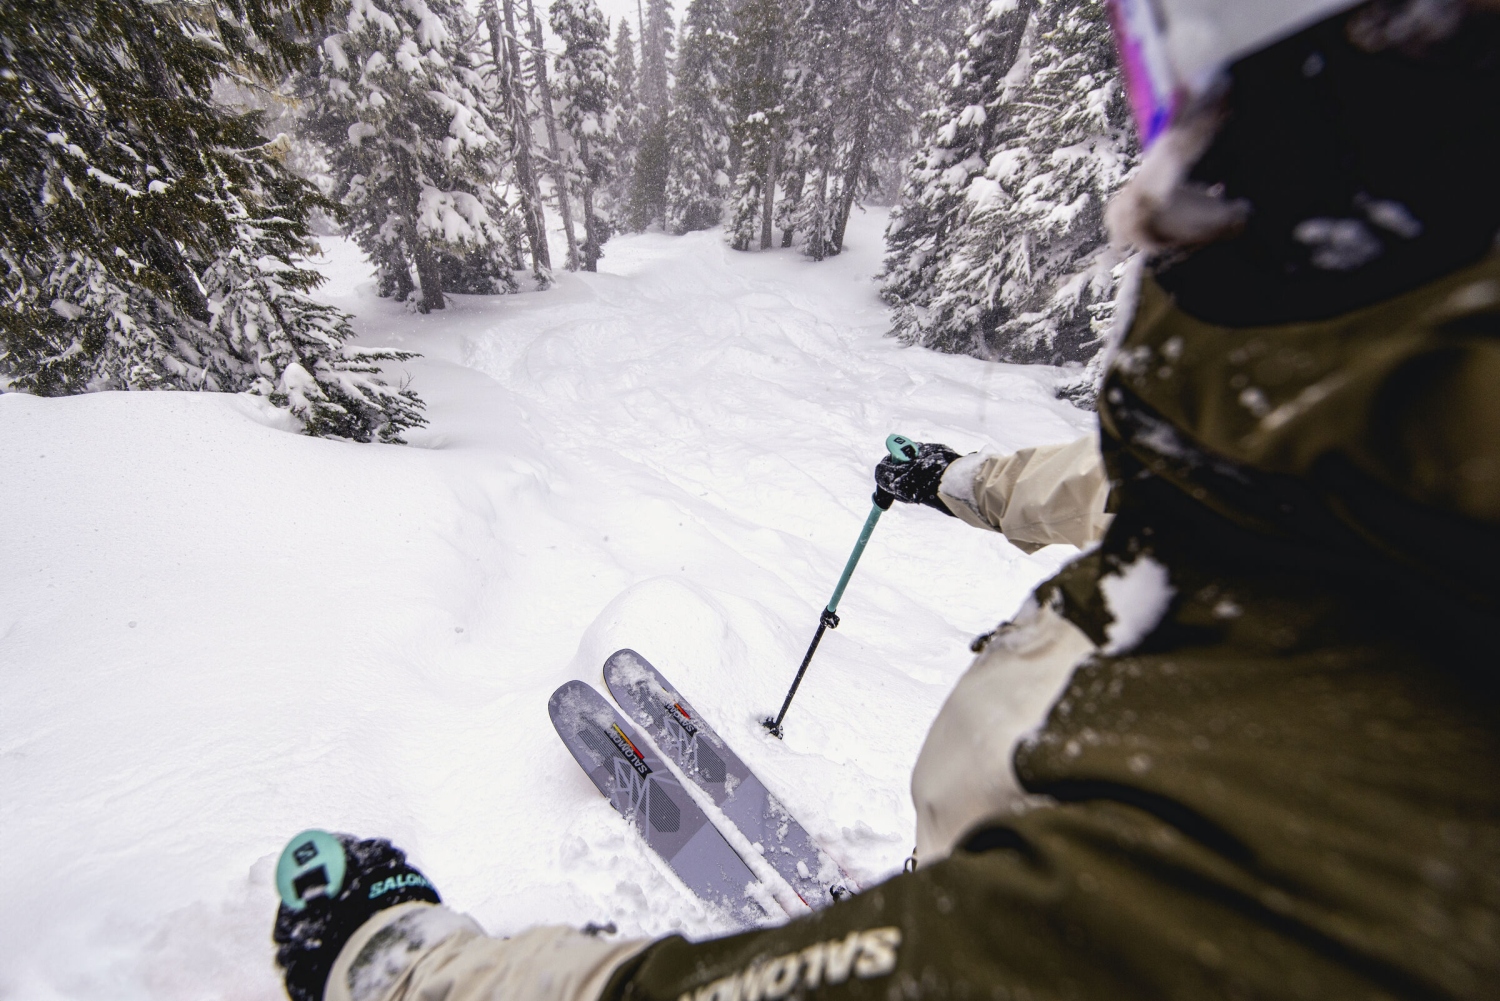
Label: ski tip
xmin=603 ymin=648 xmax=645 ymax=668
xmin=602 ymin=648 xmax=650 ymax=684
xmin=603 ymin=649 xmax=675 ymax=705
xmin=547 ymin=678 xmax=592 ymax=714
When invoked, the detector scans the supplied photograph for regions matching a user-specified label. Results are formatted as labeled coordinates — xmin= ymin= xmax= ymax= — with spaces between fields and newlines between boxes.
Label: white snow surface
xmin=0 ymin=211 xmax=1094 ymax=1000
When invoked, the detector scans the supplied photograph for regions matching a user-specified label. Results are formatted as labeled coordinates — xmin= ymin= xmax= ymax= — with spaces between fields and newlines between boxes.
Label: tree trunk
xmin=637 ymin=0 xmax=647 ymax=72
xmin=831 ymin=74 xmax=876 ymax=254
xmin=525 ymin=0 xmax=580 ymax=271
xmin=832 ymin=14 xmax=894 ymax=254
xmin=412 ymin=239 xmax=445 ymax=312
xmin=489 ymin=0 xmax=551 ymax=280
xmin=579 ymin=139 xmax=601 ymax=272
xmin=383 ymin=242 xmax=416 ymax=301
xmin=780 ymin=165 xmax=805 ymax=248
xmin=759 ymin=137 xmax=778 ymax=250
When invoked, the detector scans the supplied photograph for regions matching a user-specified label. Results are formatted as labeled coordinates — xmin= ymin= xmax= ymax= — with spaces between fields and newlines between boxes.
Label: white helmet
xmin=1107 ymin=0 xmax=1361 ymax=146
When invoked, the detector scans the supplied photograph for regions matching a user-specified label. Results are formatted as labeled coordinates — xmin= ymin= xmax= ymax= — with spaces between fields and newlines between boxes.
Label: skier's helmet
xmin=1106 ymin=0 xmax=1361 ymax=147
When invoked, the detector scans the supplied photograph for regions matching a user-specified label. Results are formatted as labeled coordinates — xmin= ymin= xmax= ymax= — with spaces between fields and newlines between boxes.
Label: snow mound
xmin=572 ymin=578 xmax=752 ymax=686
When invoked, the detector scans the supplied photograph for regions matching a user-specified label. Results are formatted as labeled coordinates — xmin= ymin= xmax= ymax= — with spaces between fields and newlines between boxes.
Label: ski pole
xmin=763 ymin=434 xmax=919 ymax=738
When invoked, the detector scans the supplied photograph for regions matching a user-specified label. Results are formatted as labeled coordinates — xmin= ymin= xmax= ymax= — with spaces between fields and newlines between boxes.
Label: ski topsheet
xmin=547 ymin=681 xmax=777 ymax=925
xmin=603 ymin=649 xmax=857 ymax=909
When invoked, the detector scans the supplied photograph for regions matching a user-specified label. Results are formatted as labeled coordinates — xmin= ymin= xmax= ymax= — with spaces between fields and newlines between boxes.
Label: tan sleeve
xmin=325 ymin=901 xmax=648 ymax=1001
xmin=937 ymin=434 xmax=1111 ymax=550
xmin=910 ymin=600 xmax=1096 ymax=865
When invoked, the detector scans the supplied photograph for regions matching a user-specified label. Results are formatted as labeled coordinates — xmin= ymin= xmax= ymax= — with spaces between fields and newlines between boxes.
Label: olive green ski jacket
xmin=320 ymin=256 xmax=1500 ymax=1001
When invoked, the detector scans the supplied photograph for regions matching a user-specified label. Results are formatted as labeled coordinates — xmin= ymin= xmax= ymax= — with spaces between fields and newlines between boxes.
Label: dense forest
xmin=0 ymin=0 xmax=1138 ymax=437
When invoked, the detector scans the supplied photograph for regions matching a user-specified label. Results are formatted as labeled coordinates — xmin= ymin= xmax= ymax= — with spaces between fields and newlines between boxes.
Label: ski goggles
xmin=1105 ymin=0 xmax=1179 ymax=150
xmin=1106 ymin=0 xmax=1363 ymax=149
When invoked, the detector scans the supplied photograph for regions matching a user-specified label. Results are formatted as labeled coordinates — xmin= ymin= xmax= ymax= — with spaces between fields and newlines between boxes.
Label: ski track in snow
xmin=0 ymin=211 xmax=1093 ymax=1000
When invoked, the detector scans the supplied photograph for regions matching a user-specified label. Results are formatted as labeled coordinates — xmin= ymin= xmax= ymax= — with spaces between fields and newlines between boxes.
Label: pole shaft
xmin=826 ymin=503 xmax=883 ymax=615
xmin=765 ymin=502 xmax=885 ymax=736
xmin=765 ymin=615 xmax=830 ymax=736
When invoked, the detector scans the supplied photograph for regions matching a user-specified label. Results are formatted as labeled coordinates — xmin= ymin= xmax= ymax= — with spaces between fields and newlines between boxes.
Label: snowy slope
xmin=0 ymin=211 xmax=1093 ymax=1000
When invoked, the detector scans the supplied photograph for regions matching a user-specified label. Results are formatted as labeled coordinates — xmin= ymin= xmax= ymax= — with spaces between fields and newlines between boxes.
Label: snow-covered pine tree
xmin=725 ymin=0 xmax=787 ymax=251
xmin=639 ymin=0 xmax=675 ymax=116
xmin=608 ymin=20 xmax=642 ymax=217
xmin=775 ymin=0 xmax=940 ymax=260
xmin=625 ymin=0 xmax=675 ymax=230
xmin=902 ymin=0 xmax=980 ymax=179
xmin=551 ymin=0 xmax=616 ymax=271
xmin=0 ymin=0 xmax=424 ymax=441
xmin=447 ymin=12 xmax=531 ymax=292
xmin=483 ymin=0 xmax=553 ymax=283
xmin=779 ymin=0 xmax=848 ymax=258
xmin=308 ymin=0 xmax=513 ymax=312
xmin=882 ymin=3 xmax=1034 ymax=345
xmin=823 ymin=0 xmax=928 ymax=253
xmin=200 ymin=146 xmax=424 ymax=439
xmin=524 ymin=0 xmax=582 ymax=269
xmin=882 ymin=0 xmax=1137 ymax=370
xmin=662 ymin=0 xmax=734 ymax=233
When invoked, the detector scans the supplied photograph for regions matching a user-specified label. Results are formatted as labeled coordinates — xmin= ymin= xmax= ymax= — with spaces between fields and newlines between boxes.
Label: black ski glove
xmin=874 ymin=440 xmax=960 ymax=516
xmin=272 ymin=832 xmax=442 ymax=1001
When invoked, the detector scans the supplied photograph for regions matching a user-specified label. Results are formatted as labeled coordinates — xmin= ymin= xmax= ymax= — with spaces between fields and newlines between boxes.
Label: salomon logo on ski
xmin=547 ymin=681 xmax=777 ymax=925
xmin=603 ymin=650 xmax=860 ymax=910
xmin=609 ymin=724 xmax=652 ymax=776
xmin=666 ymin=701 xmax=698 ymax=735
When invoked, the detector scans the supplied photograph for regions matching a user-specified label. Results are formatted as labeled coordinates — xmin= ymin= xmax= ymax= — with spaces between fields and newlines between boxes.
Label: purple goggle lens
xmin=1106 ymin=0 xmax=1179 ymax=149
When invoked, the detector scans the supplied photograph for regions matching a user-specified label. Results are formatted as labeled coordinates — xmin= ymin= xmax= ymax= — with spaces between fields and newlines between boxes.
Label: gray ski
xmin=603 ymin=649 xmax=857 ymax=909
xmin=548 ymin=680 xmax=778 ymax=925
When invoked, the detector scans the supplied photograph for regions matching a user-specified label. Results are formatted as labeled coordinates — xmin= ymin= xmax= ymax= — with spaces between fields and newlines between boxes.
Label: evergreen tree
xmin=482 ymin=0 xmax=553 ymax=283
xmin=822 ymin=0 xmax=925 ymax=253
xmin=883 ymin=0 xmax=1136 ymax=366
xmin=774 ymin=0 xmax=935 ymax=259
xmin=0 ymin=0 xmax=424 ymax=441
xmin=626 ymin=0 xmax=675 ymax=230
xmin=447 ymin=13 xmax=531 ymax=290
xmin=955 ymin=0 xmax=1135 ymax=363
xmin=608 ymin=20 xmax=641 ymax=217
xmin=525 ymin=0 xmax=582 ymax=269
xmin=725 ymin=0 xmax=787 ymax=251
xmin=883 ymin=3 xmax=1033 ymax=337
xmin=551 ymin=0 xmax=615 ymax=271
xmin=308 ymin=0 xmax=514 ymax=313
xmin=200 ymin=146 xmax=425 ymax=439
xmin=639 ymin=0 xmax=675 ymax=115
xmin=662 ymin=0 xmax=735 ymax=233
xmin=779 ymin=0 xmax=848 ymax=257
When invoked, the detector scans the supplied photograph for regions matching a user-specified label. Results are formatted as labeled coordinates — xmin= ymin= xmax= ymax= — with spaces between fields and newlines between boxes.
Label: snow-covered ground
xmin=0 ymin=210 xmax=1092 ymax=1000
